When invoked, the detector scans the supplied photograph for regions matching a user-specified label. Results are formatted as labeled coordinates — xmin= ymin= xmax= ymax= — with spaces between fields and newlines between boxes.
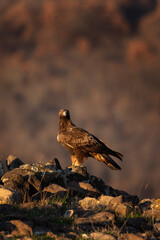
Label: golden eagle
xmin=57 ymin=109 xmax=123 ymax=170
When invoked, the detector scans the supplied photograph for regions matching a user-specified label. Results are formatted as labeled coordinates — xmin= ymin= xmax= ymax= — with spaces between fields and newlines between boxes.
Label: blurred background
xmin=0 ymin=0 xmax=159 ymax=199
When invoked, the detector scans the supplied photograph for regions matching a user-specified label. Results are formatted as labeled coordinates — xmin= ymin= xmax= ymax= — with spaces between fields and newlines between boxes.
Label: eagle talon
xmin=68 ymin=166 xmax=73 ymax=169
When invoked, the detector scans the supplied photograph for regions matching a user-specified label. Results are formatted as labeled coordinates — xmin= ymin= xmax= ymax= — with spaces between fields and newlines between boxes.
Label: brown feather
xmin=58 ymin=109 xmax=123 ymax=170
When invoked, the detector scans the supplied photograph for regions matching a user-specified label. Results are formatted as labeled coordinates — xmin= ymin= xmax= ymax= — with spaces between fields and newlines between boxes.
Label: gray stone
xmin=43 ymin=183 xmax=68 ymax=197
xmin=45 ymin=158 xmax=62 ymax=170
xmin=35 ymin=170 xmax=64 ymax=188
xmin=62 ymin=166 xmax=89 ymax=183
xmin=0 ymin=185 xmax=21 ymax=204
xmin=67 ymin=181 xmax=101 ymax=198
xmin=9 ymin=220 xmax=33 ymax=237
xmin=142 ymin=209 xmax=160 ymax=222
xmin=114 ymin=203 xmax=133 ymax=217
xmin=1 ymin=168 xmax=33 ymax=182
xmin=126 ymin=217 xmax=152 ymax=231
xmin=138 ymin=198 xmax=154 ymax=211
xmin=118 ymin=233 xmax=145 ymax=240
xmin=90 ymin=232 xmax=116 ymax=240
xmin=99 ymin=195 xmax=114 ymax=206
xmin=32 ymin=183 xmax=68 ymax=201
xmin=79 ymin=197 xmax=100 ymax=210
xmin=75 ymin=211 xmax=115 ymax=226
xmin=6 ymin=155 xmax=24 ymax=171
xmin=27 ymin=174 xmax=42 ymax=191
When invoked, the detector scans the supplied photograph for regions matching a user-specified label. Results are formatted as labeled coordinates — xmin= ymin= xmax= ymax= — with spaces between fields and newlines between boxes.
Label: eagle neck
xmin=59 ymin=119 xmax=73 ymax=131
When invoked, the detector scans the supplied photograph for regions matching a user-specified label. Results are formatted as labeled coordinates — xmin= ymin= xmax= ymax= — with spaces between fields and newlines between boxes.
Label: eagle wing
xmin=59 ymin=127 xmax=103 ymax=151
xmin=59 ymin=126 xmax=123 ymax=159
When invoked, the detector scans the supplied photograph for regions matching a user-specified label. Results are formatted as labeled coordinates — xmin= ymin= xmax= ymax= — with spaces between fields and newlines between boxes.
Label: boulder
xmin=9 ymin=220 xmax=33 ymax=237
xmin=79 ymin=197 xmax=100 ymax=211
xmin=1 ymin=168 xmax=34 ymax=182
xmin=142 ymin=209 xmax=160 ymax=222
xmin=32 ymin=183 xmax=69 ymax=201
xmin=35 ymin=171 xmax=64 ymax=188
xmin=0 ymin=186 xmax=21 ymax=204
xmin=6 ymin=155 xmax=24 ymax=171
xmin=138 ymin=198 xmax=154 ymax=211
xmin=1 ymin=170 xmax=37 ymax=201
xmin=90 ymin=232 xmax=116 ymax=240
xmin=67 ymin=181 xmax=101 ymax=198
xmin=62 ymin=166 xmax=89 ymax=184
xmin=88 ymin=175 xmax=106 ymax=194
xmin=126 ymin=217 xmax=152 ymax=232
xmin=45 ymin=158 xmax=62 ymax=170
xmin=74 ymin=211 xmax=115 ymax=227
xmin=114 ymin=203 xmax=133 ymax=217
xmin=119 ymin=233 xmax=145 ymax=240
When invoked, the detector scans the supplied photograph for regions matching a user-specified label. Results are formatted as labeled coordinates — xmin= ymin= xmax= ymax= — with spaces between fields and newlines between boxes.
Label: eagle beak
xmin=62 ymin=111 xmax=68 ymax=117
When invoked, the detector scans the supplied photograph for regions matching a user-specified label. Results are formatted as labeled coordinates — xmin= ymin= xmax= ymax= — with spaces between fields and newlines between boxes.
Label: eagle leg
xmin=70 ymin=154 xmax=85 ymax=167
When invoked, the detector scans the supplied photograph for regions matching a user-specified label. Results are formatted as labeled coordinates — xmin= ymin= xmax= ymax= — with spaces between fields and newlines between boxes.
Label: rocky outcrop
xmin=0 ymin=155 xmax=159 ymax=239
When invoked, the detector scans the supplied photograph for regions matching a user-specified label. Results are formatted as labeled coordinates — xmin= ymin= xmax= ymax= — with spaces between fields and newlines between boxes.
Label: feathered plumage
xmin=57 ymin=109 xmax=123 ymax=170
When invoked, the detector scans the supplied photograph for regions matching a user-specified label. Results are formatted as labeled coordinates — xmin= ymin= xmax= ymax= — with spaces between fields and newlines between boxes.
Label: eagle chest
xmin=57 ymin=133 xmax=75 ymax=153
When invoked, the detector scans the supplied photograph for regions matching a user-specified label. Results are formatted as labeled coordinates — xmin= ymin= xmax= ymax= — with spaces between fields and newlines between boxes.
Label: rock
xmin=79 ymin=195 xmax=133 ymax=217
xmin=32 ymin=183 xmax=68 ymax=201
xmin=2 ymin=170 xmax=37 ymax=201
xmin=119 ymin=233 xmax=145 ymax=240
xmin=20 ymin=163 xmax=45 ymax=172
xmin=79 ymin=182 xmax=101 ymax=197
xmin=33 ymin=226 xmax=50 ymax=235
xmin=62 ymin=166 xmax=89 ymax=183
xmin=2 ymin=171 xmax=25 ymax=185
xmin=99 ymin=195 xmax=114 ymax=205
xmin=90 ymin=232 xmax=116 ymax=240
xmin=42 ymin=183 xmax=68 ymax=198
xmin=142 ymin=209 xmax=160 ymax=222
xmin=126 ymin=217 xmax=152 ymax=232
xmin=75 ymin=211 xmax=115 ymax=226
xmin=81 ymin=233 xmax=90 ymax=239
xmin=0 ymin=161 xmax=5 ymax=179
xmin=79 ymin=197 xmax=100 ymax=210
xmin=114 ymin=203 xmax=133 ymax=217
xmin=27 ymin=174 xmax=42 ymax=191
xmin=45 ymin=158 xmax=62 ymax=170
xmin=67 ymin=181 xmax=101 ymax=198
xmin=6 ymin=154 xmax=24 ymax=171
xmin=111 ymin=188 xmax=139 ymax=206
xmin=9 ymin=220 xmax=33 ymax=237
xmin=0 ymin=204 xmax=19 ymax=216
xmin=99 ymin=195 xmax=133 ymax=217
xmin=64 ymin=209 xmax=74 ymax=218
xmin=138 ymin=199 xmax=154 ymax=211
xmin=1 ymin=168 xmax=33 ymax=181
xmin=0 ymin=186 xmax=21 ymax=204
xmin=35 ymin=170 xmax=64 ymax=188
xmin=89 ymin=175 xmax=106 ymax=194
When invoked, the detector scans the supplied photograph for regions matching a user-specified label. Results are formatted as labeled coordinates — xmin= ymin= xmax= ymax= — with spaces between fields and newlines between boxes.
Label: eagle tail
xmin=90 ymin=153 xmax=121 ymax=170
xmin=105 ymin=147 xmax=123 ymax=161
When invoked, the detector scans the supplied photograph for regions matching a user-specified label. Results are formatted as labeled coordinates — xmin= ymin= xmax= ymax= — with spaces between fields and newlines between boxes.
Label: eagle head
xmin=59 ymin=109 xmax=70 ymax=120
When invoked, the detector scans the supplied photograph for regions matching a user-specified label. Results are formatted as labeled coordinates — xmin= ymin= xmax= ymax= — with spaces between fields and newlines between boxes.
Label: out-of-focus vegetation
xmin=0 ymin=0 xmax=159 ymax=199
